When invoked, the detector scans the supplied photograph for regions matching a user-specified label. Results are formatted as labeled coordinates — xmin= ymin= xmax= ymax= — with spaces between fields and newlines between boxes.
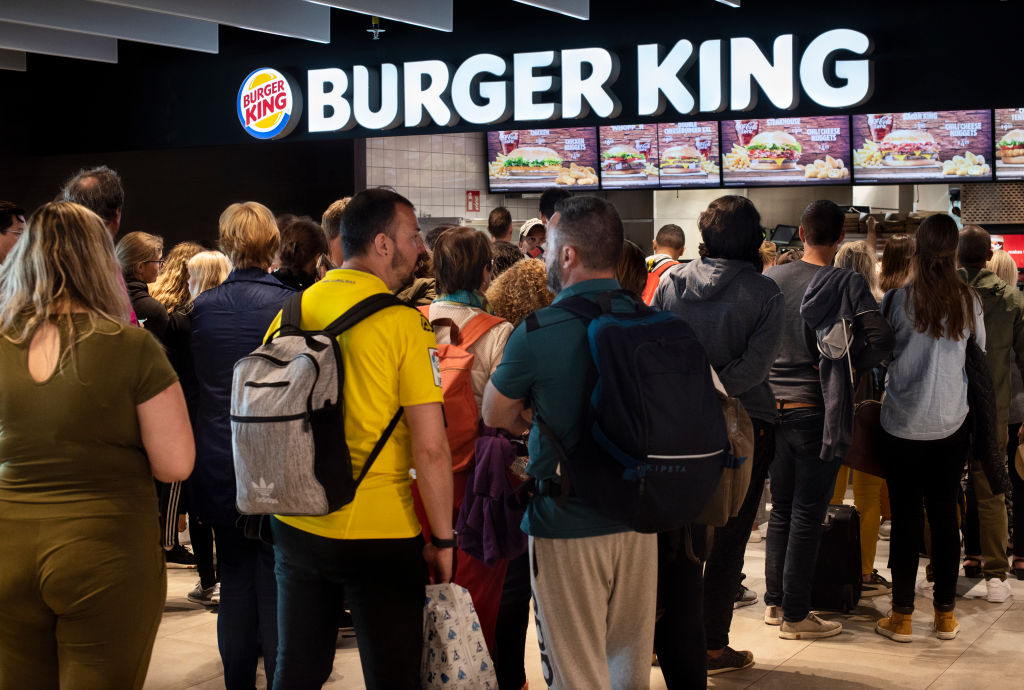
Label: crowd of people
xmin=0 ymin=166 xmax=1022 ymax=690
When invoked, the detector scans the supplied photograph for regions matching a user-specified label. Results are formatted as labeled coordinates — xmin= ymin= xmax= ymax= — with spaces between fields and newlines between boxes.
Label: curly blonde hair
xmin=151 ymin=241 xmax=204 ymax=313
xmin=485 ymin=258 xmax=554 ymax=327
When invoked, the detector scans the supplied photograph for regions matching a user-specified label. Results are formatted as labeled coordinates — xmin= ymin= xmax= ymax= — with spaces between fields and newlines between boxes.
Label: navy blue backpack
xmin=535 ymin=291 xmax=738 ymax=533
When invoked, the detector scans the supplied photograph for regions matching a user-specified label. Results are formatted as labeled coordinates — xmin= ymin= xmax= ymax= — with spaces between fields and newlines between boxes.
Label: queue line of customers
xmin=1 ymin=167 xmax=1022 ymax=690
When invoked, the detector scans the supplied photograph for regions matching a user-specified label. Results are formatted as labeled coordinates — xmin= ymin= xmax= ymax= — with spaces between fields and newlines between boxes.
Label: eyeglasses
xmin=143 ymin=259 xmax=165 ymax=266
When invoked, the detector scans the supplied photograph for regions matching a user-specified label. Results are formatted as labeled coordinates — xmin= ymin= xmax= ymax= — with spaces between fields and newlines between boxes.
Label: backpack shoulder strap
xmin=265 ymin=292 xmax=304 ymax=342
xmin=353 ymin=407 xmax=404 ymax=491
xmin=323 ymin=293 xmax=407 ymax=338
xmin=651 ymin=259 xmax=679 ymax=279
xmin=456 ymin=313 xmax=505 ymax=349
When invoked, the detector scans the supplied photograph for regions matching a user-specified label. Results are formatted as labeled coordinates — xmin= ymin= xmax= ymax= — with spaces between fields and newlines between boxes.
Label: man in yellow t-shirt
xmin=268 ymin=189 xmax=454 ymax=689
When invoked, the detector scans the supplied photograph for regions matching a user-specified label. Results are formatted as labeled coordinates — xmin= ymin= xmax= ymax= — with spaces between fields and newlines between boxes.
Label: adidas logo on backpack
xmin=231 ymin=291 xmax=409 ymax=516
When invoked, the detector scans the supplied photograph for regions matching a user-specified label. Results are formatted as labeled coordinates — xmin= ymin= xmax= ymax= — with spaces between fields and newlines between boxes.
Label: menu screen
xmin=655 ymin=121 xmax=721 ymax=188
xmin=721 ymin=116 xmax=851 ymax=187
xmin=486 ymin=127 xmax=599 ymax=193
xmin=852 ymin=111 xmax=993 ymax=184
xmin=995 ymin=109 xmax=1024 ymax=181
xmin=598 ymin=124 xmax=660 ymax=189
xmin=993 ymin=234 xmax=1024 ymax=270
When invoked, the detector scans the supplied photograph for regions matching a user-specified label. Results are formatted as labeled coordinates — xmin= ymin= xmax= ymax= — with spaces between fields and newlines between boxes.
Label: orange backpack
xmin=419 ymin=307 xmax=504 ymax=472
xmin=641 ymin=258 xmax=680 ymax=305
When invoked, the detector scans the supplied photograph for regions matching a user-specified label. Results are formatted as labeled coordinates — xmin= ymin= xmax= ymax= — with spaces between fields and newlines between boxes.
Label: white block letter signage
xmin=800 ymin=29 xmax=873 ymax=109
xmin=308 ymin=68 xmax=352 ymax=133
xmin=730 ymin=35 xmax=797 ymax=111
xmin=561 ymin=47 xmax=620 ymax=119
xmin=637 ymin=41 xmax=696 ymax=116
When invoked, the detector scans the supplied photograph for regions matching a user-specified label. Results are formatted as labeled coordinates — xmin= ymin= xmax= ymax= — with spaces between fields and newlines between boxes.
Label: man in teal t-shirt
xmin=484 ymin=196 xmax=657 ymax=689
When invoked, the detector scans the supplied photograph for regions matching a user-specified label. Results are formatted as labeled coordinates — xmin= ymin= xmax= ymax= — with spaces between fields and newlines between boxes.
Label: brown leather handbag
xmin=843 ymin=372 xmax=885 ymax=478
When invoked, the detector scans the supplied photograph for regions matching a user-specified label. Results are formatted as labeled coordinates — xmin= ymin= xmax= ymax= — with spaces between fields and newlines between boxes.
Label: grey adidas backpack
xmin=231 ymin=291 xmax=407 ymax=516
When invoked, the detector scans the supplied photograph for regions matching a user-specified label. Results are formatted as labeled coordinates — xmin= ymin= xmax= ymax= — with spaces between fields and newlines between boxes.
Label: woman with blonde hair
xmin=831 ymin=239 xmax=891 ymax=597
xmin=988 ymin=249 xmax=1018 ymax=288
xmin=0 ymin=202 xmax=193 ymax=689
xmin=190 ymin=201 xmax=294 ymax=688
xmin=836 ymin=240 xmax=883 ymax=300
xmin=188 ymin=250 xmax=232 ymax=298
xmin=151 ymin=241 xmax=204 ymax=313
xmin=876 ymin=214 xmax=984 ymax=643
xmin=485 ymin=258 xmax=555 ymax=327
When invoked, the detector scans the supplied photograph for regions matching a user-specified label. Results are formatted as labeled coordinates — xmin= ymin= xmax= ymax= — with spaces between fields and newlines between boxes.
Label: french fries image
xmin=853 ymin=140 xmax=882 ymax=168
xmin=724 ymin=144 xmax=750 ymax=171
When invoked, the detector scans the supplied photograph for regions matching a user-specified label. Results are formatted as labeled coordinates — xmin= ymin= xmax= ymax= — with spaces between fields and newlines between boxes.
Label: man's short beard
xmin=546 ymin=264 xmax=563 ymax=294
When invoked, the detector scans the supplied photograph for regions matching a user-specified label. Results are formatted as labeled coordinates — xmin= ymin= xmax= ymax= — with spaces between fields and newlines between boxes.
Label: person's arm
xmin=715 ymin=291 xmax=785 ymax=397
xmin=405 ymin=401 xmax=454 ymax=583
xmin=1012 ymin=295 xmax=1024 ymax=382
xmin=138 ymin=382 xmax=195 ymax=482
xmin=482 ymin=380 xmax=530 ymax=435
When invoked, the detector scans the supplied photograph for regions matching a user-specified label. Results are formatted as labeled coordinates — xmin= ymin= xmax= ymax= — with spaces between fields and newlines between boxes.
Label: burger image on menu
xmin=878 ymin=130 xmax=940 ymax=167
xmin=660 ymin=144 xmax=705 ymax=176
xmin=746 ymin=131 xmax=802 ymax=171
xmin=601 ymin=144 xmax=647 ymax=177
xmin=502 ymin=146 xmax=564 ymax=177
xmin=997 ymin=129 xmax=1024 ymax=165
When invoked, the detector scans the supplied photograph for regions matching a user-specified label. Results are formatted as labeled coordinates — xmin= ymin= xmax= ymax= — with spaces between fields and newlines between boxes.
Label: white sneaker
xmin=986 ymin=577 xmax=1013 ymax=603
xmin=878 ymin=519 xmax=891 ymax=541
xmin=764 ymin=605 xmax=782 ymax=625
xmin=915 ymin=579 xmax=934 ymax=599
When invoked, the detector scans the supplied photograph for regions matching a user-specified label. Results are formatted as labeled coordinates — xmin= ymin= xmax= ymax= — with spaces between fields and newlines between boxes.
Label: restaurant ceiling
xmin=0 ymin=0 xmax=591 ymax=71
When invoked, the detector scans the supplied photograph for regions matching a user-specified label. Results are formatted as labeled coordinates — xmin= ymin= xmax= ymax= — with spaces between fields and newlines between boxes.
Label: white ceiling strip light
xmin=0 ymin=21 xmax=117 ymax=63
xmin=0 ymin=49 xmax=26 ymax=71
xmin=90 ymin=0 xmax=331 ymax=43
xmin=307 ymin=0 xmax=453 ymax=32
xmin=513 ymin=0 xmax=589 ymax=20
xmin=2 ymin=0 xmax=217 ymax=53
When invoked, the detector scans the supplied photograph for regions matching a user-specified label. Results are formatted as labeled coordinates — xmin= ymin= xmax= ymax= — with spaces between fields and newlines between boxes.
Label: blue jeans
xmin=270 ymin=518 xmax=427 ymax=690
xmin=764 ymin=408 xmax=839 ymax=623
xmin=211 ymin=521 xmax=278 ymax=690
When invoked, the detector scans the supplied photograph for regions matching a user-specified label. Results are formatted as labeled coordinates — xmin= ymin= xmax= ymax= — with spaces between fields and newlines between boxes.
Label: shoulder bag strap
xmin=456 ymin=313 xmax=505 ymax=349
xmin=322 ymin=293 xmax=407 ymax=338
xmin=353 ymin=407 xmax=405 ymax=491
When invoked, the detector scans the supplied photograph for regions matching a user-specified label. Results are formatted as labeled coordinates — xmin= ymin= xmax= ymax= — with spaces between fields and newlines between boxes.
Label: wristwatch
xmin=432 ymin=531 xmax=458 ymax=549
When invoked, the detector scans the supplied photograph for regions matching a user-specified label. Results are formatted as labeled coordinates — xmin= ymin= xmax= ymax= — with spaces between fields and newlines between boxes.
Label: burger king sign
xmin=237 ymin=68 xmax=302 ymax=140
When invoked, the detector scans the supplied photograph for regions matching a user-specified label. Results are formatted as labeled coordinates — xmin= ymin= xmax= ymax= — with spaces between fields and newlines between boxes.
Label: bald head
xmin=958 ymin=224 xmax=992 ymax=268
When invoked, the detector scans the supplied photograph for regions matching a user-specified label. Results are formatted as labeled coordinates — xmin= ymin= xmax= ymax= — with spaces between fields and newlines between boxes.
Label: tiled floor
xmin=144 ymin=525 xmax=1024 ymax=689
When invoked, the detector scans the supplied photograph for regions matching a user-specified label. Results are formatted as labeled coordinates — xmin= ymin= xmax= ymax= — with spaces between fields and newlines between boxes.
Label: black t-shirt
xmin=764 ymin=260 xmax=824 ymax=406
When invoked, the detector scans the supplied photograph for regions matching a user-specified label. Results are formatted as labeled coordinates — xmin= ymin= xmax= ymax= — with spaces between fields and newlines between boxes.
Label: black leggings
xmin=881 ymin=422 xmax=970 ymax=611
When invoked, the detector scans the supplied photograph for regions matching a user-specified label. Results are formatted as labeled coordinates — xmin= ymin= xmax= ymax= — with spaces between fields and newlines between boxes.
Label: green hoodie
xmin=959 ymin=267 xmax=1024 ymax=423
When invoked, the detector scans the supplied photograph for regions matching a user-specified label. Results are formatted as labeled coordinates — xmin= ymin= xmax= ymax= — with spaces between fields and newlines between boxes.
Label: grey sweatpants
xmin=529 ymin=531 xmax=658 ymax=690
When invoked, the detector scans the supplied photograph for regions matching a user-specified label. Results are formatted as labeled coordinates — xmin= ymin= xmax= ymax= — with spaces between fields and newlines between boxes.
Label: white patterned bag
xmin=422 ymin=583 xmax=497 ymax=689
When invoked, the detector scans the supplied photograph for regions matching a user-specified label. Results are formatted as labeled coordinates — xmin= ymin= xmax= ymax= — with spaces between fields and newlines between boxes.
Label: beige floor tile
xmin=927 ymin=624 xmax=1024 ymax=688
xmin=771 ymin=645 xmax=950 ymax=689
xmin=142 ymin=638 xmax=225 ymax=690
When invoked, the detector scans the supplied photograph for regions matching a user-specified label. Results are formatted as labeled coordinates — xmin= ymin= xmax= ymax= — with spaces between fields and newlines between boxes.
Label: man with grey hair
xmin=61 ymin=165 xmax=125 ymax=237
xmin=483 ymin=196 xmax=657 ymax=688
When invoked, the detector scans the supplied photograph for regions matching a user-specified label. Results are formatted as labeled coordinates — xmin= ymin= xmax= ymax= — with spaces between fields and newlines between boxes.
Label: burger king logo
xmin=237 ymin=68 xmax=302 ymax=140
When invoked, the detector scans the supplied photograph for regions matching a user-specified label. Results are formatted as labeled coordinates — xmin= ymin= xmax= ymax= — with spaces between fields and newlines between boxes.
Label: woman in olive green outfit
xmin=0 ymin=202 xmax=195 ymax=690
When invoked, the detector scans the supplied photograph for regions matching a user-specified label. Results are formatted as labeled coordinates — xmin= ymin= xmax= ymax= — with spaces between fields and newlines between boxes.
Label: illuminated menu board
xmin=598 ymin=124 xmax=660 ymax=189
xmin=721 ymin=116 xmax=852 ymax=187
xmin=995 ymin=109 xmax=1024 ymax=181
xmin=486 ymin=127 xmax=599 ymax=193
xmin=852 ymin=111 xmax=993 ymax=184
xmin=656 ymin=121 xmax=721 ymax=188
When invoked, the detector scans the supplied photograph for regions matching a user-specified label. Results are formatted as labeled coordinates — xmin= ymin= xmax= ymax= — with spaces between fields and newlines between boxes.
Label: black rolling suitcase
xmin=811 ymin=504 xmax=863 ymax=613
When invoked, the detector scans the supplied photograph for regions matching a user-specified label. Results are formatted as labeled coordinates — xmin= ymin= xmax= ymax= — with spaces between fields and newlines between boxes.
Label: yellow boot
xmin=934 ymin=609 xmax=960 ymax=640
xmin=875 ymin=611 xmax=913 ymax=643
